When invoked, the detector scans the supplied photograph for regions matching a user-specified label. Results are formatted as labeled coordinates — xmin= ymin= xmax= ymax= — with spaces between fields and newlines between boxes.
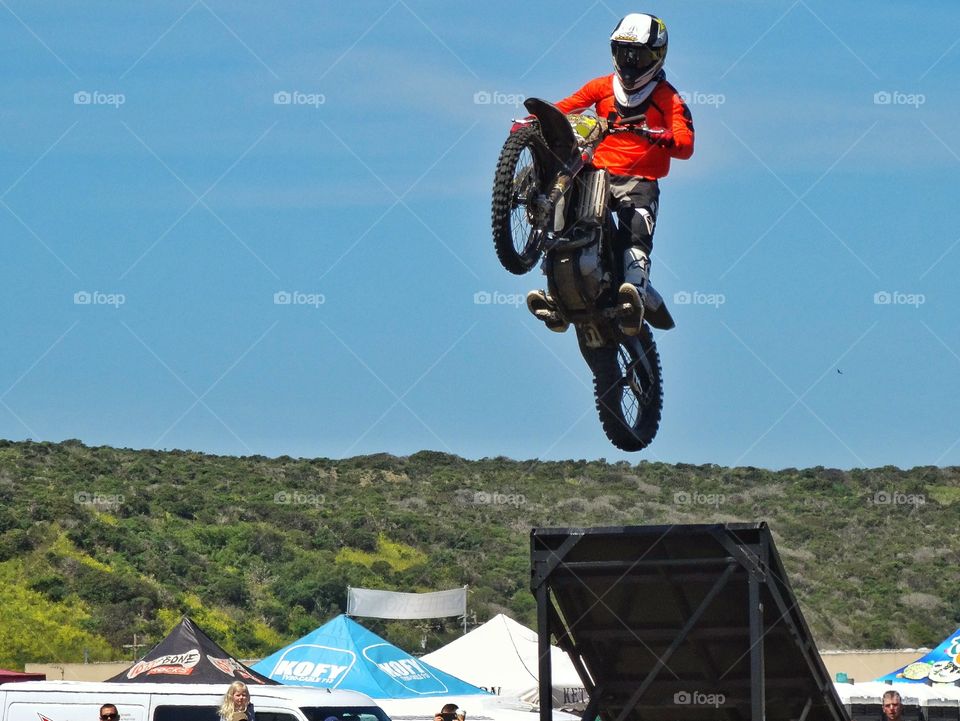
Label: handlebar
xmin=608 ymin=125 xmax=646 ymax=136
xmin=607 ymin=122 xmax=658 ymax=138
xmin=512 ymin=112 xmax=658 ymax=142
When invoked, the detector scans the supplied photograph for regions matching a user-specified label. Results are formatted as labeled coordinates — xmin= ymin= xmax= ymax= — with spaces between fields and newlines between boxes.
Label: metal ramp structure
xmin=530 ymin=523 xmax=849 ymax=721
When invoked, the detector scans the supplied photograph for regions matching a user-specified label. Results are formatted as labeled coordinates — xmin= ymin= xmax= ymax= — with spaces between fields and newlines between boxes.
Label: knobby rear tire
xmin=491 ymin=124 xmax=547 ymax=274
xmin=592 ymin=327 xmax=663 ymax=452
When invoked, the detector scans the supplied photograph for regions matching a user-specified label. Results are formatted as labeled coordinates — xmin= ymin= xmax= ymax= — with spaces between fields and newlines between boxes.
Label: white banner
xmin=347 ymin=586 xmax=467 ymax=620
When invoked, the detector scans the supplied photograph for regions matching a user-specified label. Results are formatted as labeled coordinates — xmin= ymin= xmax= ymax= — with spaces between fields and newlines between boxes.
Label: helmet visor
xmin=612 ymin=43 xmax=659 ymax=74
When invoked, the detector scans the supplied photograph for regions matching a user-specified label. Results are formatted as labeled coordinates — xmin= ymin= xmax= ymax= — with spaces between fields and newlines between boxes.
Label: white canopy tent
xmin=422 ymin=614 xmax=588 ymax=710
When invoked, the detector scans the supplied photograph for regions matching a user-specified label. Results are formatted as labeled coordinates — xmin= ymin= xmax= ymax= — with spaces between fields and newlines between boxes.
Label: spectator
xmin=99 ymin=704 xmax=120 ymax=721
xmin=882 ymin=690 xmax=923 ymax=721
xmin=434 ymin=703 xmax=459 ymax=721
xmin=219 ymin=681 xmax=256 ymax=721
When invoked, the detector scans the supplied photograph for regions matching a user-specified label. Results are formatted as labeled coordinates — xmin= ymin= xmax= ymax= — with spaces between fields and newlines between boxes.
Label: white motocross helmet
xmin=610 ymin=13 xmax=668 ymax=92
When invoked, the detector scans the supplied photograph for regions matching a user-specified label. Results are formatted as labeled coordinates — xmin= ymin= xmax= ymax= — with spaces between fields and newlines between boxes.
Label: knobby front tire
xmin=491 ymin=124 xmax=547 ymax=274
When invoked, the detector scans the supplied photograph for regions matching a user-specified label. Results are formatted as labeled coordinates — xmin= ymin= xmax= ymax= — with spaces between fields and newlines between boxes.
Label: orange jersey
xmin=555 ymin=74 xmax=694 ymax=178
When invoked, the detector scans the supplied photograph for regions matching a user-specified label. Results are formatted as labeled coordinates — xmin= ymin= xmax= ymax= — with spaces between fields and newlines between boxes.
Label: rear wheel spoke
xmin=592 ymin=331 xmax=663 ymax=452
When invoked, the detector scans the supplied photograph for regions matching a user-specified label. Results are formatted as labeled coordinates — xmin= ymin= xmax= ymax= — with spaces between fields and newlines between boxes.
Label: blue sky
xmin=2 ymin=1 xmax=959 ymax=469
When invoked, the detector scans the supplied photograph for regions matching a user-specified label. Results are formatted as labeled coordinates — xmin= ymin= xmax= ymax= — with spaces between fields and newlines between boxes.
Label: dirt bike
xmin=490 ymin=98 xmax=675 ymax=452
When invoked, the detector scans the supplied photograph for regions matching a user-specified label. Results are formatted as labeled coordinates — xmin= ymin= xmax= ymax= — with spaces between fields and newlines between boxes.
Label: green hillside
xmin=1 ymin=438 xmax=958 ymax=669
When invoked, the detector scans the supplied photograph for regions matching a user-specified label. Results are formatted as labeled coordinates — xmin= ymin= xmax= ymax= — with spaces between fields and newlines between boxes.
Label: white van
xmin=0 ymin=681 xmax=392 ymax=721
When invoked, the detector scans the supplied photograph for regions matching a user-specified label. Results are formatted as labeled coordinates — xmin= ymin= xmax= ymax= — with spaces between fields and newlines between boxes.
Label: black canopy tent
xmin=108 ymin=616 xmax=276 ymax=685
xmin=530 ymin=522 xmax=849 ymax=721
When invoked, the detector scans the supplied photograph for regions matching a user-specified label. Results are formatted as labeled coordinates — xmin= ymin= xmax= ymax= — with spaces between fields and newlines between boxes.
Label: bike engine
xmin=545 ymin=169 xmax=611 ymax=313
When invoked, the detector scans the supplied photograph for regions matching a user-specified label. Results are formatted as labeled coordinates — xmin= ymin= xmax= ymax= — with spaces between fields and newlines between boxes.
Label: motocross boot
xmin=618 ymin=247 xmax=650 ymax=336
xmin=526 ymin=290 xmax=569 ymax=333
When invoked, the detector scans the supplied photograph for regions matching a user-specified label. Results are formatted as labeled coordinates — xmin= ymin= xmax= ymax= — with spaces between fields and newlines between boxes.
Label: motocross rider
xmin=527 ymin=13 xmax=694 ymax=336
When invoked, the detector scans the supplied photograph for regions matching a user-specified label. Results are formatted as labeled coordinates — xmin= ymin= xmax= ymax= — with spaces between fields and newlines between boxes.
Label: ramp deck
xmin=530 ymin=523 xmax=849 ymax=721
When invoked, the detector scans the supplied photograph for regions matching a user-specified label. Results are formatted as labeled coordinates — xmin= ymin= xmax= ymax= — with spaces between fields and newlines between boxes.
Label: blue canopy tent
xmin=876 ymin=628 xmax=960 ymax=684
xmin=253 ymin=614 xmax=491 ymax=699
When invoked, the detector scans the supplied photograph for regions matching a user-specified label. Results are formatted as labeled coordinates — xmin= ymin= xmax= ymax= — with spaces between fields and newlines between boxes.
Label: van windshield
xmin=300 ymin=706 xmax=391 ymax=721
